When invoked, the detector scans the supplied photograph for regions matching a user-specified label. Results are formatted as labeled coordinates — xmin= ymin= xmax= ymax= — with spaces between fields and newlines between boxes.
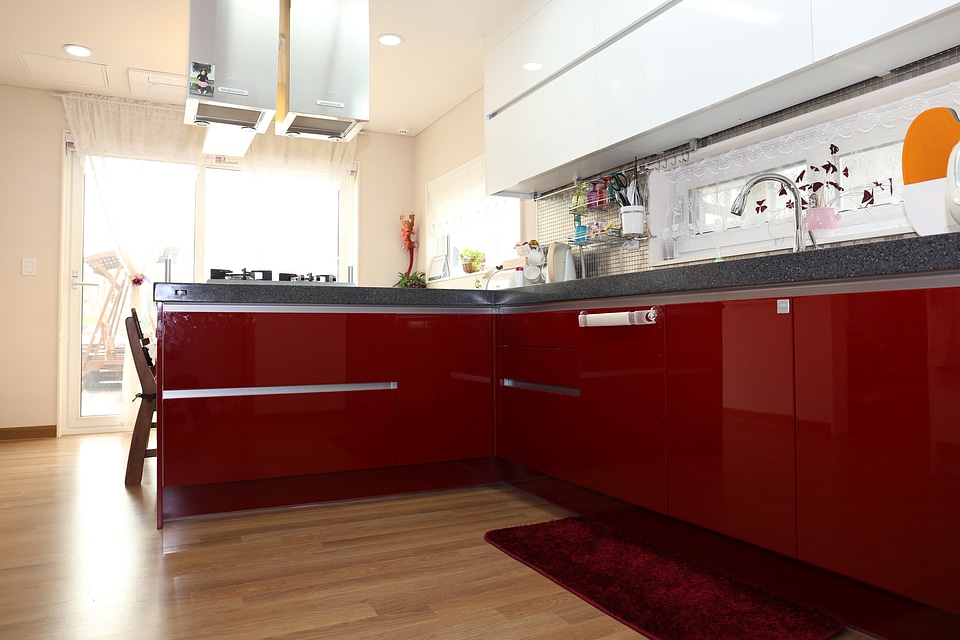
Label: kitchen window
xmin=425 ymin=156 xmax=520 ymax=277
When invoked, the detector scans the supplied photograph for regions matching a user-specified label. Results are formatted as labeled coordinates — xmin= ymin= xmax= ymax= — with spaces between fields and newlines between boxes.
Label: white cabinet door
xmin=485 ymin=59 xmax=599 ymax=195
xmin=593 ymin=0 xmax=676 ymax=43
xmin=484 ymin=0 xmax=596 ymax=117
xmin=596 ymin=0 xmax=814 ymax=149
xmin=811 ymin=0 xmax=960 ymax=61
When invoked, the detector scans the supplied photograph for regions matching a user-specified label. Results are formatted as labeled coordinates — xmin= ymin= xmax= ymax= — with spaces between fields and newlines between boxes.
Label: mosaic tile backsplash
xmin=536 ymin=46 xmax=960 ymax=280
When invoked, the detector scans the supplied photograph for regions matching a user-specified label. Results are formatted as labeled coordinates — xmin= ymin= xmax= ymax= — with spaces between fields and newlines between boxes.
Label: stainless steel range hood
xmin=275 ymin=0 xmax=369 ymax=142
xmin=184 ymin=0 xmax=280 ymax=153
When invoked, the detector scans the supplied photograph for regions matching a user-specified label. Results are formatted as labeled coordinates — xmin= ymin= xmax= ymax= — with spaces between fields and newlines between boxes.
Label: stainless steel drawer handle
xmin=578 ymin=308 xmax=659 ymax=327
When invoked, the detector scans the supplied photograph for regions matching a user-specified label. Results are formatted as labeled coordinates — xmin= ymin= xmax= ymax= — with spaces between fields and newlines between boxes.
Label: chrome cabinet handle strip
xmin=163 ymin=381 xmax=397 ymax=400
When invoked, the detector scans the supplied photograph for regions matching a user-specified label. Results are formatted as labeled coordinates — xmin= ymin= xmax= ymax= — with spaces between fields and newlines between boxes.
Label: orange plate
xmin=902 ymin=107 xmax=960 ymax=185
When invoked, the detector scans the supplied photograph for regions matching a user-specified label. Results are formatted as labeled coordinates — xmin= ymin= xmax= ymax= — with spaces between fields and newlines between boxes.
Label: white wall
xmin=355 ymin=131 xmax=416 ymax=287
xmin=0 ymin=86 xmax=417 ymax=430
xmin=0 ymin=85 xmax=65 ymax=430
xmin=413 ymin=89 xmax=536 ymax=276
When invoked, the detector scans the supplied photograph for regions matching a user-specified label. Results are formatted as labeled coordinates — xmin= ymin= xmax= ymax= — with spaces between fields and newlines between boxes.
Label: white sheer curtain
xmin=426 ymin=156 xmax=520 ymax=270
xmin=60 ymin=92 xmax=358 ymax=426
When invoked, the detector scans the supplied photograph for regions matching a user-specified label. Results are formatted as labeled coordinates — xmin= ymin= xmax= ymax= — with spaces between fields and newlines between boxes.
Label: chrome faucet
xmin=730 ymin=172 xmax=816 ymax=252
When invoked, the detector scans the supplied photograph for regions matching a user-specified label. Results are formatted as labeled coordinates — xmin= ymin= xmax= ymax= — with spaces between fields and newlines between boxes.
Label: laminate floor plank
xmin=0 ymin=434 xmax=873 ymax=640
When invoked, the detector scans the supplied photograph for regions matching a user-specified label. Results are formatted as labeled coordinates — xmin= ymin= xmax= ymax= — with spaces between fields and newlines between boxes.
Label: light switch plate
xmin=777 ymin=299 xmax=790 ymax=314
xmin=22 ymin=258 xmax=36 ymax=276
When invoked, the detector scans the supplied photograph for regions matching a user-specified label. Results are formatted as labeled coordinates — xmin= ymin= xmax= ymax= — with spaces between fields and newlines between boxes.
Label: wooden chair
xmin=124 ymin=308 xmax=157 ymax=486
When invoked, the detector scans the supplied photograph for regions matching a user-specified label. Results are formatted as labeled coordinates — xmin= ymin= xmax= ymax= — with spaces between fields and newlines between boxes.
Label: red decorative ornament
xmin=130 ymin=274 xmax=146 ymax=286
xmin=399 ymin=214 xmax=418 ymax=276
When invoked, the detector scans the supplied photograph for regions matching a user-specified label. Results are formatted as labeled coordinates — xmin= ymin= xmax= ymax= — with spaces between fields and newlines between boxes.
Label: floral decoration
xmin=399 ymin=213 xmax=418 ymax=277
xmin=130 ymin=273 xmax=147 ymax=286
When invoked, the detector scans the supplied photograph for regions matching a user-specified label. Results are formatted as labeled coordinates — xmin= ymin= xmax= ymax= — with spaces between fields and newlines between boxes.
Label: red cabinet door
xmin=795 ymin=287 xmax=960 ymax=616
xmin=666 ymin=298 xmax=797 ymax=557
xmin=162 ymin=389 xmax=397 ymax=486
xmin=499 ymin=309 xmax=581 ymax=347
xmin=160 ymin=311 xmax=397 ymax=389
xmin=497 ymin=345 xmax=580 ymax=482
xmin=578 ymin=306 xmax=668 ymax=513
xmin=397 ymin=313 xmax=494 ymax=465
xmin=159 ymin=310 xmax=399 ymax=486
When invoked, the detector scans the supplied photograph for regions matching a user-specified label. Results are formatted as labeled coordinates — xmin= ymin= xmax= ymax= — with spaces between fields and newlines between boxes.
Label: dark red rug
xmin=485 ymin=517 xmax=844 ymax=640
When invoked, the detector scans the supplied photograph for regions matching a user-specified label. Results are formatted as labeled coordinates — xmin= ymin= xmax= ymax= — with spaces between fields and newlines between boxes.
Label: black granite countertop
xmin=154 ymin=234 xmax=960 ymax=308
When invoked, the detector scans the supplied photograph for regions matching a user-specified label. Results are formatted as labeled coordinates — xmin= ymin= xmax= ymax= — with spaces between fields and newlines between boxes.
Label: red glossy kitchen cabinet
xmin=163 ymin=390 xmax=397 ymax=486
xmin=497 ymin=344 xmax=580 ymax=482
xmin=161 ymin=310 xmax=398 ymax=389
xmin=666 ymin=298 xmax=797 ymax=557
xmin=577 ymin=306 xmax=668 ymax=513
xmin=499 ymin=308 xmax=581 ymax=348
xmin=497 ymin=309 xmax=582 ymax=482
xmin=795 ymin=287 xmax=960 ymax=616
xmin=160 ymin=310 xmax=399 ymax=486
xmin=397 ymin=312 xmax=494 ymax=465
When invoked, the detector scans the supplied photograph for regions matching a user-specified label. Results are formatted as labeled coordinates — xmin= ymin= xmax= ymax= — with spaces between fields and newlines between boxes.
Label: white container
xmin=621 ymin=205 xmax=646 ymax=235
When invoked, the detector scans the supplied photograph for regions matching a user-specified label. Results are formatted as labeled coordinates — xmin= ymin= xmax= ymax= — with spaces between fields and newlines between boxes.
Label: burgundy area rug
xmin=485 ymin=517 xmax=844 ymax=640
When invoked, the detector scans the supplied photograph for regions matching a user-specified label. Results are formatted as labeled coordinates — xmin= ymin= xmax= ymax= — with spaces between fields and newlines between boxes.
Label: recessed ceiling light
xmin=523 ymin=62 xmax=543 ymax=71
xmin=63 ymin=44 xmax=93 ymax=58
xmin=378 ymin=33 xmax=404 ymax=46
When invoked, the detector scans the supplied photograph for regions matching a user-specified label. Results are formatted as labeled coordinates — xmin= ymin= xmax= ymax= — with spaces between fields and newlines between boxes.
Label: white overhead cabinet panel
xmin=811 ymin=0 xmax=960 ymax=62
xmin=484 ymin=0 xmax=596 ymax=117
xmin=592 ymin=0 xmax=679 ymax=44
xmin=595 ymin=0 xmax=814 ymax=150
xmin=485 ymin=59 xmax=600 ymax=196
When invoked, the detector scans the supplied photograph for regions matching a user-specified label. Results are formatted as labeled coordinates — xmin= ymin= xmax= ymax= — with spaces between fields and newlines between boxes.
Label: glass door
xmin=59 ymin=149 xmax=196 ymax=435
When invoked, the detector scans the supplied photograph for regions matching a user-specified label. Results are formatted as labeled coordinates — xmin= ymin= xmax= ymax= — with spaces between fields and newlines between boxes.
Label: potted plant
xmin=460 ymin=248 xmax=486 ymax=273
xmin=394 ymin=271 xmax=426 ymax=288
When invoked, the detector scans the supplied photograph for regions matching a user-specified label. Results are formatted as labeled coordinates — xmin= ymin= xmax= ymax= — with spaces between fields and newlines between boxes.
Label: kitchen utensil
xmin=547 ymin=242 xmax=575 ymax=282
xmin=523 ymin=264 xmax=542 ymax=283
xmin=621 ymin=205 xmax=646 ymax=235
xmin=902 ymin=106 xmax=960 ymax=235
xmin=947 ymin=140 xmax=960 ymax=225
xmin=527 ymin=248 xmax=544 ymax=265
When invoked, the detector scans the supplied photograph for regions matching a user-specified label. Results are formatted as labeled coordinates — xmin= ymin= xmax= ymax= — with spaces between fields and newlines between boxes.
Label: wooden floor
xmin=0 ymin=434 xmax=871 ymax=640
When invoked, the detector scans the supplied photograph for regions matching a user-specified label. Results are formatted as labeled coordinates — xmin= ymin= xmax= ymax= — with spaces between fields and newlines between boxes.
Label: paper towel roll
xmin=578 ymin=309 xmax=657 ymax=327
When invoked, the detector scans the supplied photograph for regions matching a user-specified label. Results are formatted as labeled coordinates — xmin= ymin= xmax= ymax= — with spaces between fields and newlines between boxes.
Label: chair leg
xmin=125 ymin=398 xmax=157 ymax=486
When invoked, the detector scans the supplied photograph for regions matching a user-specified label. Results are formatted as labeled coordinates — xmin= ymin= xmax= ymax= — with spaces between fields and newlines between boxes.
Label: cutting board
xmin=901 ymin=107 xmax=960 ymax=235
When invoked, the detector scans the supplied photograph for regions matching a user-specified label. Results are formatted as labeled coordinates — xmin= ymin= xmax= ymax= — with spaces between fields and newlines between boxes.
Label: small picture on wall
xmin=189 ymin=62 xmax=214 ymax=96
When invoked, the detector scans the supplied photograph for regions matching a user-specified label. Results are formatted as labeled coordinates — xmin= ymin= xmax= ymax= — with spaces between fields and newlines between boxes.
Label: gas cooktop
xmin=208 ymin=269 xmax=355 ymax=285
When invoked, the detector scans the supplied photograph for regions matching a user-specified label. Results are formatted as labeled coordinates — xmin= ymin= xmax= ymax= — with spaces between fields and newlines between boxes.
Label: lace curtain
xmin=60 ymin=92 xmax=357 ymax=426
xmin=427 ymin=156 xmax=516 ymax=234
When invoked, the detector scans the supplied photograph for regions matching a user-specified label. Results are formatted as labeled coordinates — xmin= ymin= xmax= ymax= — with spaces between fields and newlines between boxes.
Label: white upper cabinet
xmin=592 ymin=0 xmax=677 ymax=43
xmin=485 ymin=59 xmax=600 ymax=196
xmin=596 ymin=0 xmax=814 ymax=149
xmin=811 ymin=0 xmax=960 ymax=61
xmin=484 ymin=0 xmax=596 ymax=117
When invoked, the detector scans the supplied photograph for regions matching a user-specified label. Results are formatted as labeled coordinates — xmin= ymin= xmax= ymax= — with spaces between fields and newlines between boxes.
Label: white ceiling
xmin=0 ymin=0 xmax=527 ymax=136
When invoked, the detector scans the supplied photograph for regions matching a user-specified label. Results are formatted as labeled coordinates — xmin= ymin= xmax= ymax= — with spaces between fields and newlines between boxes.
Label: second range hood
xmin=276 ymin=0 xmax=370 ymax=142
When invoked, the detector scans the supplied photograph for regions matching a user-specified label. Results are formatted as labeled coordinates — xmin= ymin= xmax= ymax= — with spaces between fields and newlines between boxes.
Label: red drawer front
xmin=577 ymin=306 xmax=668 ymax=514
xmin=499 ymin=345 xmax=580 ymax=389
xmin=795 ymin=287 xmax=960 ymax=615
xmin=160 ymin=311 xmax=397 ymax=390
xmin=162 ymin=390 xmax=397 ymax=486
xmin=497 ymin=385 xmax=580 ymax=483
xmin=499 ymin=309 xmax=581 ymax=347
xmin=397 ymin=314 xmax=494 ymax=464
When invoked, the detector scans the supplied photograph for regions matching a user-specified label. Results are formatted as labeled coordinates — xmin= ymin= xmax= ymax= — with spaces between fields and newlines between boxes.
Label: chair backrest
xmin=125 ymin=309 xmax=156 ymax=396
